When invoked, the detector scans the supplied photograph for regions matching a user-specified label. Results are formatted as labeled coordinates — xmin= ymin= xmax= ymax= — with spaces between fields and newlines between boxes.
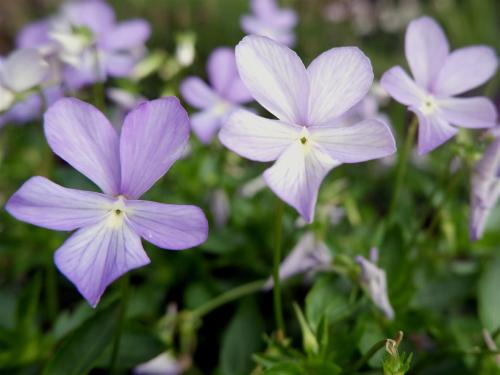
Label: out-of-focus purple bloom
xmin=210 ymin=189 xmax=230 ymax=228
xmin=264 ymin=232 xmax=332 ymax=289
xmin=180 ymin=47 xmax=253 ymax=144
xmin=470 ymin=138 xmax=500 ymax=241
xmin=220 ymin=36 xmax=396 ymax=223
xmin=17 ymin=20 xmax=58 ymax=54
xmin=356 ymin=249 xmax=394 ymax=320
xmin=241 ymin=0 xmax=297 ymax=46
xmin=381 ymin=16 xmax=498 ymax=155
xmin=6 ymin=97 xmax=208 ymax=307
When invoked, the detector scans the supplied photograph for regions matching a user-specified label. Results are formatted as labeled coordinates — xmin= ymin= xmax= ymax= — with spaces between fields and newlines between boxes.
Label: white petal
xmin=1 ymin=48 xmax=49 ymax=92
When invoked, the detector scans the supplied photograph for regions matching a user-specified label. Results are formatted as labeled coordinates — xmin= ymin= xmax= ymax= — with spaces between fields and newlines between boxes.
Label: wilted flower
xmin=181 ymin=47 xmax=253 ymax=144
xmin=470 ymin=138 xmax=500 ymax=241
xmin=220 ymin=35 xmax=396 ymax=223
xmin=381 ymin=16 xmax=498 ymax=154
xmin=6 ymin=97 xmax=208 ymax=307
xmin=241 ymin=0 xmax=297 ymax=46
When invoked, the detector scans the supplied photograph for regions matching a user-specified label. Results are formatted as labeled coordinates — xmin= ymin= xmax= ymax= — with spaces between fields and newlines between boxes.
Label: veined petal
xmin=100 ymin=19 xmax=151 ymax=50
xmin=235 ymin=35 xmax=308 ymax=124
xmin=219 ymin=109 xmax=302 ymax=162
xmin=54 ymin=220 xmax=150 ymax=307
xmin=120 ymin=97 xmax=190 ymax=199
xmin=411 ymin=107 xmax=458 ymax=155
xmin=126 ymin=200 xmax=208 ymax=250
xmin=1 ymin=48 xmax=49 ymax=92
xmin=180 ymin=77 xmax=218 ymax=109
xmin=44 ymin=98 xmax=121 ymax=195
xmin=438 ymin=97 xmax=497 ymax=129
xmin=434 ymin=46 xmax=498 ymax=96
xmin=5 ymin=176 xmax=113 ymax=231
xmin=310 ymin=119 xmax=396 ymax=163
xmin=307 ymin=47 xmax=373 ymax=125
xmin=380 ymin=66 xmax=426 ymax=106
xmin=263 ymin=141 xmax=340 ymax=223
xmin=405 ymin=16 xmax=449 ymax=89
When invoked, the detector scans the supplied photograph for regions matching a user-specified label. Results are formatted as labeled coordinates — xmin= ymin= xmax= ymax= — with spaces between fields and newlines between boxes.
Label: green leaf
xmin=261 ymin=363 xmax=303 ymax=375
xmin=303 ymin=360 xmax=342 ymax=375
xmin=478 ymin=255 xmax=500 ymax=331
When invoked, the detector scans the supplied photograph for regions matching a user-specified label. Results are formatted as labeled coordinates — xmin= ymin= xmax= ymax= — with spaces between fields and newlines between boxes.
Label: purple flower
xmin=220 ymin=36 xmax=396 ymax=223
xmin=470 ymin=138 xmax=500 ymax=241
xmin=180 ymin=47 xmax=253 ymax=144
xmin=5 ymin=97 xmax=208 ymax=307
xmin=381 ymin=16 xmax=498 ymax=155
xmin=241 ymin=0 xmax=298 ymax=46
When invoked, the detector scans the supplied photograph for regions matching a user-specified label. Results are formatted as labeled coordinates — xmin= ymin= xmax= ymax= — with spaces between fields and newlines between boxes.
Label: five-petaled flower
xmin=381 ymin=16 xmax=498 ymax=155
xmin=5 ymin=97 xmax=208 ymax=307
xmin=220 ymin=35 xmax=396 ymax=223
xmin=180 ymin=47 xmax=253 ymax=144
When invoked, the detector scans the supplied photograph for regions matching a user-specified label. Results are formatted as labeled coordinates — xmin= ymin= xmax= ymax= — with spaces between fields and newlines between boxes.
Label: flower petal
xmin=5 ymin=176 xmax=113 ymax=231
xmin=62 ymin=0 xmax=115 ymax=35
xmin=44 ymin=98 xmax=121 ymax=194
xmin=190 ymin=107 xmax=225 ymax=144
xmin=120 ymin=97 xmax=190 ymax=199
xmin=310 ymin=119 xmax=396 ymax=163
xmin=307 ymin=47 xmax=373 ymax=125
xmin=16 ymin=20 xmax=51 ymax=49
xmin=180 ymin=77 xmax=218 ymax=109
xmin=405 ymin=16 xmax=449 ymax=89
xmin=1 ymin=48 xmax=49 ymax=92
xmin=103 ymin=51 xmax=137 ymax=77
xmin=235 ymin=35 xmax=308 ymax=124
xmin=126 ymin=200 xmax=208 ymax=250
xmin=219 ymin=109 xmax=301 ymax=162
xmin=411 ymin=107 xmax=458 ymax=155
xmin=54 ymin=220 xmax=150 ymax=307
xmin=263 ymin=141 xmax=340 ymax=223
xmin=438 ymin=97 xmax=497 ymax=129
xmin=380 ymin=66 xmax=425 ymax=106
xmin=434 ymin=46 xmax=498 ymax=96
xmin=100 ymin=19 xmax=151 ymax=50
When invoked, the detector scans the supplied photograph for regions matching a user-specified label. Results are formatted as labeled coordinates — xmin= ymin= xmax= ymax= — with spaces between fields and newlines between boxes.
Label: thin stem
xmin=109 ymin=275 xmax=130 ymax=374
xmin=273 ymin=199 xmax=286 ymax=340
xmin=92 ymin=46 xmax=105 ymax=110
xmin=351 ymin=338 xmax=388 ymax=372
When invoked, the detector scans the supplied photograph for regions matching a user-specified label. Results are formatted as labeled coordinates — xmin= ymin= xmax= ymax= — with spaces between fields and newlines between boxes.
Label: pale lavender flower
xmin=241 ymin=0 xmax=298 ymax=46
xmin=381 ymin=16 xmax=498 ymax=155
xmin=180 ymin=47 xmax=253 ymax=144
xmin=134 ymin=353 xmax=181 ymax=375
xmin=220 ymin=36 xmax=396 ymax=223
xmin=470 ymin=138 xmax=500 ymax=241
xmin=5 ymin=97 xmax=208 ymax=307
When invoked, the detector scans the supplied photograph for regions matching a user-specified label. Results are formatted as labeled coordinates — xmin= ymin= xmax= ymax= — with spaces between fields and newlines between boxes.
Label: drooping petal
xmin=309 ymin=119 xmax=396 ymax=163
xmin=180 ymin=77 xmax=218 ymax=110
xmin=263 ymin=141 xmax=340 ymax=223
xmin=5 ymin=176 xmax=113 ymax=231
xmin=126 ymin=200 xmax=208 ymax=250
xmin=54 ymin=220 xmax=150 ymax=307
xmin=411 ymin=107 xmax=458 ymax=155
xmin=100 ymin=19 xmax=151 ymax=50
xmin=44 ymin=98 xmax=121 ymax=194
xmin=307 ymin=47 xmax=373 ymax=125
xmin=190 ymin=106 xmax=227 ymax=144
xmin=62 ymin=0 xmax=115 ymax=35
xmin=235 ymin=35 xmax=308 ymax=124
xmin=434 ymin=46 xmax=498 ymax=96
xmin=1 ymin=49 xmax=49 ymax=92
xmin=219 ymin=109 xmax=301 ymax=162
xmin=380 ymin=66 xmax=426 ymax=106
xmin=120 ymin=97 xmax=190 ymax=199
xmin=438 ymin=97 xmax=497 ymax=129
xmin=405 ymin=16 xmax=449 ymax=89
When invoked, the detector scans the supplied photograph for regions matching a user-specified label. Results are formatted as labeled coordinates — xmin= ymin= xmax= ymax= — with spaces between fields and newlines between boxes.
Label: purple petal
xmin=433 ymin=46 xmax=498 ymax=96
xmin=120 ymin=97 xmax=190 ymax=199
xmin=307 ymin=47 xmax=373 ymax=125
xmin=104 ymin=52 xmax=137 ymax=77
xmin=100 ymin=19 xmax=151 ymax=50
xmin=125 ymin=200 xmax=208 ymax=250
xmin=219 ymin=109 xmax=301 ymax=162
xmin=235 ymin=35 xmax=308 ymax=124
xmin=438 ymin=97 xmax=497 ymax=128
xmin=44 ymin=98 xmax=121 ymax=194
xmin=405 ymin=16 xmax=449 ymax=89
xmin=250 ymin=0 xmax=297 ymax=29
xmin=62 ymin=0 xmax=115 ymax=35
xmin=380 ymin=66 xmax=425 ymax=106
xmin=190 ymin=107 xmax=226 ymax=144
xmin=263 ymin=142 xmax=340 ymax=223
xmin=54 ymin=220 xmax=150 ymax=307
xmin=240 ymin=16 xmax=296 ymax=46
xmin=310 ymin=119 xmax=396 ymax=163
xmin=5 ymin=176 xmax=112 ymax=231
xmin=16 ymin=20 xmax=51 ymax=49
xmin=180 ymin=77 xmax=218 ymax=110
xmin=411 ymin=107 xmax=458 ymax=155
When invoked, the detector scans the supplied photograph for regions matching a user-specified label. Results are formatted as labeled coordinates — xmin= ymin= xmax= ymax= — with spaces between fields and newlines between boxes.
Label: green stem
xmin=273 ymin=199 xmax=286 ymax=340
xmin=351 ymin=338 xmax=388 ymax=372
xmin=45 ymin=263 xmax=58 ymax=323
xmin=109 ymin=275 xmax=130 ymax=374
xmin=92 ymin=46 xmax=105 ymax=110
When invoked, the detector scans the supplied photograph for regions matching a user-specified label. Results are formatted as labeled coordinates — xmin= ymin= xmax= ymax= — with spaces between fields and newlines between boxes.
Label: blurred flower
xmin=264 ymin=232 xmax=332 ymax=290
xmin=238 ymin=175 xmax=267 ymax=198
xmin=134 ymin=352 xmax=181 ymax=375
xmin=220 ymin=36 xmax=396 ymax=223
xmin=181 ymin=47 xmax=253 ymax=144
xmin=241 ymin=0 xmax=297 ymax=46
xmin=470 ymin=138 xmax=500 ymax=241
xmin=175 ymin=32 xmax=196 ymax=67
xmin=6 ymin=97 xmax=208 ymax=307
xmin=210 ymin=189 xmax=231 ymax=228
xmin=381 ymin=16 xmax=498 ymax=154
xmin=356 ymin=248 xmax=394 ymax=320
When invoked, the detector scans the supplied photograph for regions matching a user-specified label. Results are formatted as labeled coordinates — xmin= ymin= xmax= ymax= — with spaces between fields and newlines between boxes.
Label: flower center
xmin=107 ymin=195 xmax=128 ymax=229
xmin=420 ymin=96 xmax=438 ymax=115
xmin=300 ymin=136 xmax=308 ymax=145
xmin=298 ymin=127 xmax=312 ymax=153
